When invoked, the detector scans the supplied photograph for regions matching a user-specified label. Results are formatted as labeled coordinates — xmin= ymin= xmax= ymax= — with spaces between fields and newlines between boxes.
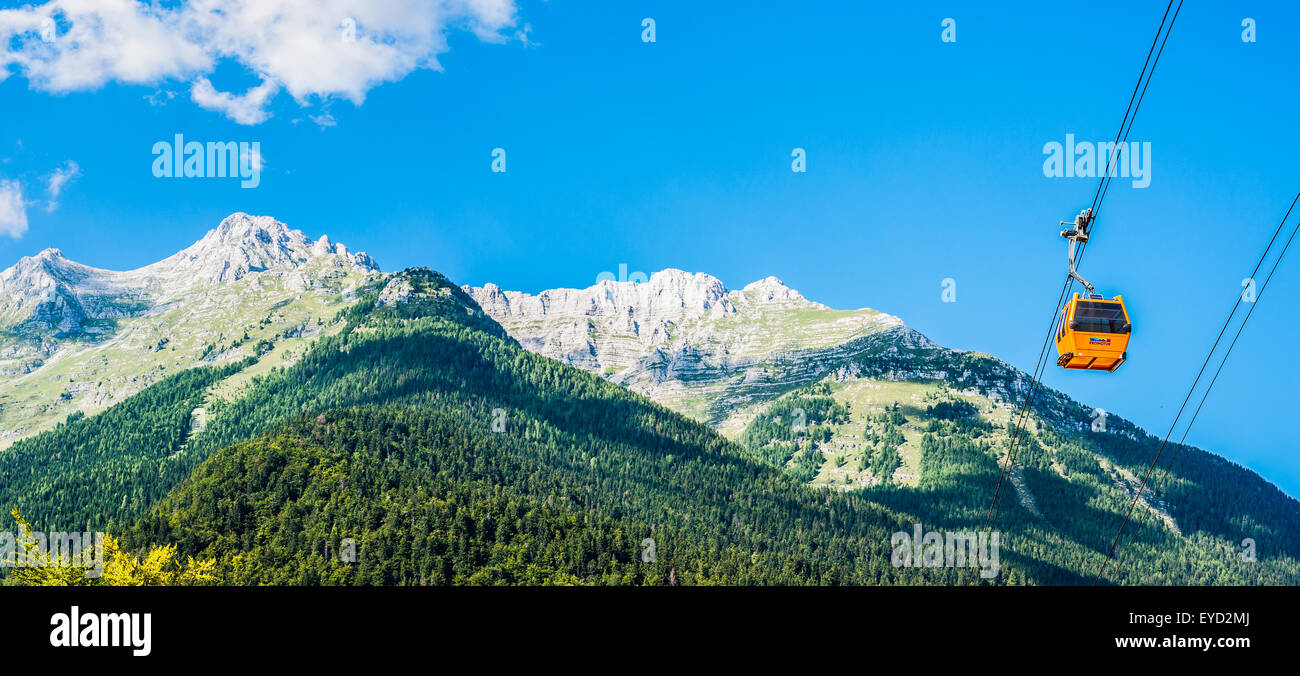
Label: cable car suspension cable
xmin=1094 ymin=191 xmax=1300 ymax=584
xmin=1109 ymin=191 xmax=1300 ymax=579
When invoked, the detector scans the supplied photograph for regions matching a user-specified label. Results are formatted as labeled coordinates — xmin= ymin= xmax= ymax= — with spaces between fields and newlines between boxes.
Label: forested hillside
xmin=122 ymin=407 xmax=921 ymax=585
xmin=3 ymin=267 xmax=1297 ymax=585
xmin=0 ymin=360 xmax=251 ymax=530
xmin=739 ymin=380 xmax=1300 ymax=585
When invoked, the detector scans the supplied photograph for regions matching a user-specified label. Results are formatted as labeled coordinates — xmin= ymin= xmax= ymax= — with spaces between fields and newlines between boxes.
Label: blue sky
xmin=2 ymin=1 xmax=1298 ymax=498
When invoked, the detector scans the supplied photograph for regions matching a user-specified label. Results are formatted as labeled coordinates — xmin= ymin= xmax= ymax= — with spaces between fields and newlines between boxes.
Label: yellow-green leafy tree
xmin=6 ymin=509 xmax=216 ymax=586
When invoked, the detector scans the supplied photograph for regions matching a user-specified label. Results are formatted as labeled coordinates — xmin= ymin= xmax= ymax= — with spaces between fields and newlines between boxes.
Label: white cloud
xmin=191 ymin=77 xmax=279 ymax=125
xmin=309 ymin=112 xmax=338 ymax=128
xmin=0 ymin=180 xmax=28 ymax=239
xmin=45 ymin=160 xmax=81 ymax=212
xmin=0 ymin=0 xmax=520 ymax=124
xmin=0 ymin=0 xmax=211 ymax=91
xmin=143 ymin=89 xmax=177 ymax=107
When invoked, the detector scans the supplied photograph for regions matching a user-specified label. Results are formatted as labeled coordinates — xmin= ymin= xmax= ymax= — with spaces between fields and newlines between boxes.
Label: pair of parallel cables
xmin=985 ymin=0 xmax=1182 ymax=535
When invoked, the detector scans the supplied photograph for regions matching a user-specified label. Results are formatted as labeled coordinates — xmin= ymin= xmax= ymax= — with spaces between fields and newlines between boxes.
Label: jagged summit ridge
xmin=0 ymin=212 xmax=379 ymax=335
xmin=471 ymin=269 xmax=737 ymax=323
xmin=466 ymin=269 xmax=905 ymax=423
xmin=467 ymin=269 xmax=831 ymax=324
xmin=153 ymin=212 xmax=378 ymax=283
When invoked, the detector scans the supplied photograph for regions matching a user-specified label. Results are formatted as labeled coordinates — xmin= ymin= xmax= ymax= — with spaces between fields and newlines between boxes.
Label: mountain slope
xmin=0 ymin=213 xmax=379 ymax=447
xmin=468 ymin=271 xmax=1300 ymax=581
xmin=11 ymin=267 xmax=961 ymax=585
xmin=5 ymin=267 xmax=1295 ymax=584
xmin=3 ymin=228 xmax=1296 ymax=585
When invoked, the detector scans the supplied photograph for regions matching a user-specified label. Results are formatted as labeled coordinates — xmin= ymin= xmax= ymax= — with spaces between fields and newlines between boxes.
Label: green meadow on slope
xmin=2 ymin=268 xmax=1297 ymax=585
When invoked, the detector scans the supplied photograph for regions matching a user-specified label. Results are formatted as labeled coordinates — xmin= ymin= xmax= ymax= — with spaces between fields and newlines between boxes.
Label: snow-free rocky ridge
xmin=466 ymin=270 xmax=932 ymax=429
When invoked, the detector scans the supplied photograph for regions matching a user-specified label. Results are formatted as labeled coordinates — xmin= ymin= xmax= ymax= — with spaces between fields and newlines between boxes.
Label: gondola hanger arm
xmin=1060 ymin=208 xmax=1095 ymax=294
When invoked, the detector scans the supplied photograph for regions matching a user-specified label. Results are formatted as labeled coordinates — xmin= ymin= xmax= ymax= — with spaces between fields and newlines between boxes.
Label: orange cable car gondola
xmin=1056 ymin=293 xmax=1131 ymax=372
xmin=1053 ymin=208 xmax=1130 ymax=373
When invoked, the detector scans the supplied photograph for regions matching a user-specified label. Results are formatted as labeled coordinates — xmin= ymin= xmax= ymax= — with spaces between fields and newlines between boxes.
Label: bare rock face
xmin=466 ymin=270 xmax=906 ymax=423
xmin=468 ymin=270 xmax=737 ymax=370
xmin=0 ymin=248 xmax=147 ymax=340
xmin=376 ymin=276 xmax=416 ymax=307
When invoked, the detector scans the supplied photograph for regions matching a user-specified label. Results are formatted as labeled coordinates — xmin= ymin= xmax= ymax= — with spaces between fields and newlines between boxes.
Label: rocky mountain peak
xmin=6 ymin=247 xmax=70 ymax=275
xmin=0 ymin=247 xmax=94 ymax=299
xmin=311 ymin=234 xmax=334 ymax=255
xmin=210 ymin=212 xmax=288 ymax=240
xmin=739 ymin=276 xmax=808 ymax=304
xmin=156 ymin=212 xmax=377 ymax=283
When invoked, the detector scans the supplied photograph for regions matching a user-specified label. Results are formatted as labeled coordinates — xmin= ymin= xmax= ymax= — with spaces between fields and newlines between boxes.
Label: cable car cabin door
xmin=1055 ymin=294 xmax=1130 ymax=372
